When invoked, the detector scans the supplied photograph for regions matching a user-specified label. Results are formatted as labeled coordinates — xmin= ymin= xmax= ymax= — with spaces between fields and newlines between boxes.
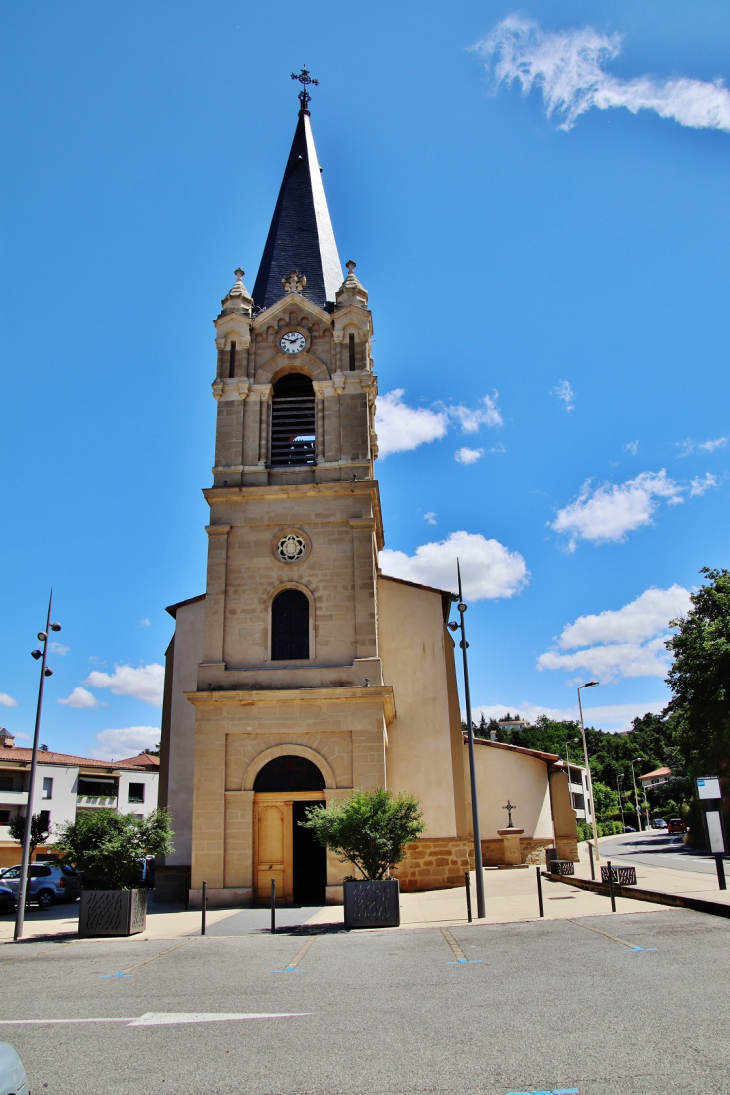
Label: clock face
xmin=280 ymin=331 xmax=306 ymax=355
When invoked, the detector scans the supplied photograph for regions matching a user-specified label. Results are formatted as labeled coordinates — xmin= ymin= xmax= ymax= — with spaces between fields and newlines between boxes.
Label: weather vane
xmin=502 ymin=800 xmax=516 ymax=827
xmin=291 ymin=66 xmax=319 ymax=115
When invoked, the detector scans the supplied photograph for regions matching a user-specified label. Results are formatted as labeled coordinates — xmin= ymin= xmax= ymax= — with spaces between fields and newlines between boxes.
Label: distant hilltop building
xmin=640 ymin=766 xmax=671 ymax=788
xmin=498 ymin=714 xmax=532 ymax=732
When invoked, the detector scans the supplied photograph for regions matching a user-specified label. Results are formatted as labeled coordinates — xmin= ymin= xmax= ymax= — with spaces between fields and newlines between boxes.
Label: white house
xmin=640 ymin=766 xmax=671 ymax=789
xmin=0 ymin=731 xmax=159 ymax=869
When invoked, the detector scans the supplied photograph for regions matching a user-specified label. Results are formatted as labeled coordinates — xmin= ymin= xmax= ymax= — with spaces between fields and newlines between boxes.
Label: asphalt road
xmin=598 ymin=830 xmax=728 ymax=876
xmin=2 ymin=906 xmax=729 ymax=1095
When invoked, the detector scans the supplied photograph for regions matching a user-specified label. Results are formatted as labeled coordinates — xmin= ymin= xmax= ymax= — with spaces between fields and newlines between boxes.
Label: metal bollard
xmin=715 ymin=854 xmax=727 ymax=891
xmin=588 ymin=842 xmax=595 ymax=881
xmin=201 ymin=880 xmax=207 ymax=936
xmin=606 ymin=860 xmax=617 ymax=912
xmin=465 ymin=871 xmax=472 ymax=923
xmin=271 ymin=878 xmax=276 ymax=934
xmin=536 ymin=866 xmax=544 ymax=918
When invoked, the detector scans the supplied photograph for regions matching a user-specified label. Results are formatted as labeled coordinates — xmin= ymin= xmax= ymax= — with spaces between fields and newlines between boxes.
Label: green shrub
xmin=54 ymin=808 xmax=174 ymax=890
xmin=299 ymin=787 xmax=425 ymax=880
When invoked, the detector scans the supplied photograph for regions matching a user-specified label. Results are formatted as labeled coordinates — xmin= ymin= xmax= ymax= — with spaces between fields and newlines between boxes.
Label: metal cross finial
xmin=234 ymin=268 xmax=244 ymax=279
xmin=291 ymin=66 xmax=319 ymax=115
xmin=502 ymin=800 xmax=516 ymax=828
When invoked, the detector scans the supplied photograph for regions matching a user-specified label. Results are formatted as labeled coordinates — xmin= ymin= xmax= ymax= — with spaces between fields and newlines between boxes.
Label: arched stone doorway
xmin=252 ymin=755 xmax=327 ymax=906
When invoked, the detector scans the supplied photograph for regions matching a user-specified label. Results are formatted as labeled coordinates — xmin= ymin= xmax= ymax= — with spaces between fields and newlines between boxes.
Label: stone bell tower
xmin=184 ymin=76 xmax=396 ymax=907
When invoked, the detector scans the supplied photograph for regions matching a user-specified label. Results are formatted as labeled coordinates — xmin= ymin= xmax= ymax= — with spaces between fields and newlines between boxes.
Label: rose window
xmin=277 ymin=534 xmax=306 ymax=563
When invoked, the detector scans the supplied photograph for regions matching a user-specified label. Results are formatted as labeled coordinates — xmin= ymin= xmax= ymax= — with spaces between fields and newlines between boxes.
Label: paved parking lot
xmin=1 ymin=906 xmax=729 ymax=1095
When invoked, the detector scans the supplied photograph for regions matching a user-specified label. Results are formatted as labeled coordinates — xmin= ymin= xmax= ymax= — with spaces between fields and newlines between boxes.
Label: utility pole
xmin=577 ymin=682 xmax=601 ymax=863
xmin=630 ymin=757 xmax=644 ymax=832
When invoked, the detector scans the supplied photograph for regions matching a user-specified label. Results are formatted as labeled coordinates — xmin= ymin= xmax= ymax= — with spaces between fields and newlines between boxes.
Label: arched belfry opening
xmin=271 ymin=588 xmax=310 ymax=660
xmin=253 ymin=755 xmax=327 ymax=906
xmin=270 ymin=373 xmax=316 ymax=466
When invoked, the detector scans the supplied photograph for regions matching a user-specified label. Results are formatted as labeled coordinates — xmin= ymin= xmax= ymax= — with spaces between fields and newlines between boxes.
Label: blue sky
xmin=2 ymin=1 xmax=729 ymax=758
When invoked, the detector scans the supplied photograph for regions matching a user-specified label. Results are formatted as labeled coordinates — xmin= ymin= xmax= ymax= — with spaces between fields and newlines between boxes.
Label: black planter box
xmin=601 ymin=865 xmax=637 ymax=886
xmin=549 ymin=860 xmax=575 ymax=876
xmin=78 ymin=888 xmax=147 ymax=937
xmin=343 ymin=879 xmax=400 ymax=929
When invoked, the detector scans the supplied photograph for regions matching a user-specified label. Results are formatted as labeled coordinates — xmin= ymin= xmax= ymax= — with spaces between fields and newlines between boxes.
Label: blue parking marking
xmin=626 ymin=946 xmax=658 ymax=952
xmin=446 ymin=959 xmax=483 ymax=964
xmin=505 ymin=1089 xmax=578 ymax=1094
xmin=98 ymin=973 xmax=133 ymax=979
xmin=270 ymin=968 xmax=306 ymax=973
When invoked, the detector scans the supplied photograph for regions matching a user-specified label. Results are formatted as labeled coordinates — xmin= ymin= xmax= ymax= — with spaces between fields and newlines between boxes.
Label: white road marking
xmin=0 ymin=1012 xmax=309 ymax=1027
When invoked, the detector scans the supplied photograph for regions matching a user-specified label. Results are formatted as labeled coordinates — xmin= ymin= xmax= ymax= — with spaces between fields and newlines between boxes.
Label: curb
xmin=541 ymin=871 xmax=730 ymax=919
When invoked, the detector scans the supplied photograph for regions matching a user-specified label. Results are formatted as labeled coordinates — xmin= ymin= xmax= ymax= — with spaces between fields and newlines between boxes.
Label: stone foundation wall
xmin=555 ymin=836 xmax=579 ymax=862
xmin=393 ymin=838 xmax=474 ymax=892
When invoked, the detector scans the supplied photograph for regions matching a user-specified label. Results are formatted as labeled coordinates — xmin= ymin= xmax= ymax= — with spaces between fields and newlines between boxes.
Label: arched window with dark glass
xmin=270 ymin=373 xmax=316 ymax=466
xmin=253 ymin=755 xmax=325 ymax=793
xmin=271 ymin=588 xmax=310 ymax=660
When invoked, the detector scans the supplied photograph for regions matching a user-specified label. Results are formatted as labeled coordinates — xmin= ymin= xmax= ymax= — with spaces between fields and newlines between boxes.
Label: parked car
xmin=0 ymin=863 xmax=82 ymax=908
xmin=652 ymin=818 xmax=668 ymax=829
xmin=623 ymin=825 xmax=637 ymax=833
xmin=0 ymin=885 xmax=14 ymax=912
xmin=0 ymin=1043 xmax=29 ymax=1095
xmin=667 ymin=817 xmax=686 ymax=834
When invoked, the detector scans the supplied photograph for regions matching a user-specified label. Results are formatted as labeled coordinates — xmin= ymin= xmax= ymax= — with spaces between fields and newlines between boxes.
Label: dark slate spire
xmin=252 ymin=109 xmax=343 ymax=311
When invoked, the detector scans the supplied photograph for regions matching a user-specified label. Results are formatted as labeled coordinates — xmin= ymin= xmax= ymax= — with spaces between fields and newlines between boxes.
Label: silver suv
xmin=0 ymin=863 xmax=82 ymax=908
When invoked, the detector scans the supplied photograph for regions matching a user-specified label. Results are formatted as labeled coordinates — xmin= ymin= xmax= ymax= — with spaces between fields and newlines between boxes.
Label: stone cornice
xmin=185 ymin=683 xmax=396 ymax=723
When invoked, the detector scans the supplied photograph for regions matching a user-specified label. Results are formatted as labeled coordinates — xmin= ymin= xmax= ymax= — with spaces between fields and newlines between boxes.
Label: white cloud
xmin=13 ymin=731 xmax=31 ymax=742
xmin=690 ymin=472 xmax=719 ymax=497
xmin=490 ymin=442 xmax=506 ymax=454
xmin=551 ymin=470 xmax=683 ymax=550
xmin=447 ymin=393 xmax=503 ymax=432
xmin=557 ymin=585 xmax=691 ymax=649
xmin=84 ymin=663 xmax=165 ymax=707
xmin=537 ymin=585 xmax=690 ymax=683
xmin=698 ymin=436 xmax=727 ymax=453
xmin=0 ymin=693 xmax=18 ymax=708
xmin=49 ymin=642 xmax=70 ymax=656
xmin=58 ymin=686 xmax=101 ymax=709
xmin=471 ymin=16 xmax=730 ymax=133
xmin=675 ymin=438 xmax=695 ymax=458
xmin=424 ymin=512 xmax=437 ymax=525
xmin=89 ymin=726 xmax=160 ymax=762
xmin=552 ymin=380 xmax=574 ymax=411
xmin=538 ymin=636 xmax=672 ymax=681
xmin=380 ymin=530 xmax=528 ymax=600
xmin=375 ymin=390 xmax=448 ymax=457
xmin=375 ymin=390 xmax=503 ymax=458
xmin=455 ymin=447 xmax=484 ymax=465
xmin=139 ymin=618 xmax=152 ymax=628
xmin=625 ymin=441 xmax=639 ymax=455
xmin=473 ymin=699 xmax=666 ymax=733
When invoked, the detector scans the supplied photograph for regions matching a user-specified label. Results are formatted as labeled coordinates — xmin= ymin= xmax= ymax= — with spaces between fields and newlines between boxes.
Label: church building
xmin=157 ymin=77 xmax=578 ymax=908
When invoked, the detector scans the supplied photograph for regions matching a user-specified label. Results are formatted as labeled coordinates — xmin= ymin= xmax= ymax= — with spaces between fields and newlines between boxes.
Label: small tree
xmin=54 ymin=808 xmax=174 ymax=890
xmin=8 ymin=813 xmax=50 ymax=860
xmin=299 ymin=788 xmax=425 ymax=880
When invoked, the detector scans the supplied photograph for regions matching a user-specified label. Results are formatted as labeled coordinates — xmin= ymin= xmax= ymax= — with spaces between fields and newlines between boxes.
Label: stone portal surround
xmin=481 ymin=837 xmax=559 ymax=867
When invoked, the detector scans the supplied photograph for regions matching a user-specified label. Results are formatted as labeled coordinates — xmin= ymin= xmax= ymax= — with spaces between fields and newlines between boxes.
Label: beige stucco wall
xmin=164 ymin=597 xmax=205 ymax=867
xmin=378 ymin=576 xmax=461 ymax=840
xmin=471 ymin=740 xmax=553 ymax=840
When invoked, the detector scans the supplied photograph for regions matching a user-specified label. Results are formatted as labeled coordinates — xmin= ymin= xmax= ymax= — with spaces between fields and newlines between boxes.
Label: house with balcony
xmin=559 ymin=760 xmax=593 ymax=824
xmin=0 ymin=730 xmax=159 ymax=868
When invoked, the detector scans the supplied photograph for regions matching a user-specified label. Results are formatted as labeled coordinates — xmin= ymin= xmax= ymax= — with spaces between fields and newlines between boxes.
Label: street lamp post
xmin=577 ymin=681 xmax=600 ymax=864
xmin=14 ymin=592 xmax=61 ymax=942
xmin=447 ymin=560 xmax=485 ymax=919
xmin=564 ymin=736 xmax=580 ymax=806
xmin=630 ymin=757 xmax=644 ymax=833
xmin=616 ymin=773 xmax=626 ymax=830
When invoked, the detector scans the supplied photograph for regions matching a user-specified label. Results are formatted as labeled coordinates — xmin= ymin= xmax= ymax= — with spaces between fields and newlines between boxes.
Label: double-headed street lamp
xmin=14 ymin=592 xmax=61 ymax=942
xmin=577 ymin=681 xmax=600 ymax=864
xmin=447 ymin=560 xmax=485 ymax=919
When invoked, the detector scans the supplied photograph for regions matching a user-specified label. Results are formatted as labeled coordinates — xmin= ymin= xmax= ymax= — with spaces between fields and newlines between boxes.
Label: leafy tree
xmin=54 ymin=808 xmax=174 ymax=890
xmin=299 ymin=788 xmax=425 ymax=880
xmin=665 ymin=567 xmax=730 ymax=839
xmin=8 ymin=812 xmax=50 ymax=860
xmin=591 ymin=780 xmax=620 ymax=823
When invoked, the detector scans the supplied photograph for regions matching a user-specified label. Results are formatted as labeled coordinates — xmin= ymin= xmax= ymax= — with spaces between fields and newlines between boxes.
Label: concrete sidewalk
xmin=573 ymin=834 xmax=730 ymax=907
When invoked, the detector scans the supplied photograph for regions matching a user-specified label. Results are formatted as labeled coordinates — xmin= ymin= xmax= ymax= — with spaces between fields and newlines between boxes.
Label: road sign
xmin=696 ymin=776 xmax=721 ymax=800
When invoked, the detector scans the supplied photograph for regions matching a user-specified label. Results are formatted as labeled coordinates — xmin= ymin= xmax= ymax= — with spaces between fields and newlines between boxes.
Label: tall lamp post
xmin=14 ymin=592 xmax=62 ymax=942
xmin=630 ymin=757 xmax=645 ymax=832
xmin=448 ymin=560 xmax=485 ymax=919
xmin=616 ymin=773 xmax=626 ymax=831
xmin=577 ymin=681 xmax=600 ymax=864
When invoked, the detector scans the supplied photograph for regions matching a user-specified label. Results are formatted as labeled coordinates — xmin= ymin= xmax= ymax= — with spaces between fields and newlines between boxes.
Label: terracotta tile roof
xmin=466 ymin=735 xmax=560 ymax=763
xmin=118 ymin=753 xmax=160 ymax=768
xmin=640 ymin=766 xmax=671 ymax=780
xmin=0 ymin=746 xmax=150 ymax=771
